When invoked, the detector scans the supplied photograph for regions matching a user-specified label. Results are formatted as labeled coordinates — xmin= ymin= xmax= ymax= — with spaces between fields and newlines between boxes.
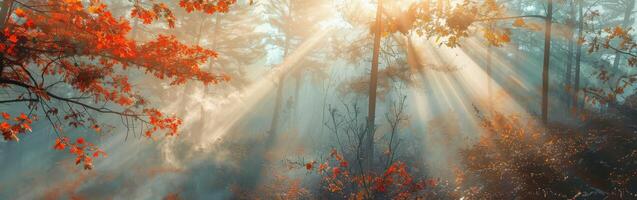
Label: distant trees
xmin=263 ymin=0 xmax=329 ymax=137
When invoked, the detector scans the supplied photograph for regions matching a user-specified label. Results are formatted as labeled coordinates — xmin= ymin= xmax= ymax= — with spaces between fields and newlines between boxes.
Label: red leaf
xmin=332 ymin=167 xmax=341 ymax=178
xmin=1 ymin=112 xmax=9 ymax=120
xmin=76 ymin=137 xmax=85 ymax=144
xmin=7 ymin=35 xmax=18 ymax=43
xmin=305 ymin=162 xmax=313 ymax=170
xmin=1 ymin=122 xmax=10 ymax=130
xmin=53 ymin=138 xmax=66 ymax=150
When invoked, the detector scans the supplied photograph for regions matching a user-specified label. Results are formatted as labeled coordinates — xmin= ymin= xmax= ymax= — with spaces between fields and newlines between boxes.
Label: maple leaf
xmin=339 ymin=161 xmax=348 ymax=168
xmin=332 ymin=167 xmax=341 ymax=178
xmin=0 ymin=0 xmax=232 ymax=170
xmin=512 ymin=18 xmax=525 ymax=27
xmin=7 ymin=35 xmax=18 ymax=43
xmin=21 ymin=123 xmax=32 ymax=132
xmin=0 ymin=122 xmax=9 ymax=130
xmin=318 ymin=162 xmax=328 ymax=173
xmin=23 ymin=19 xmax=34 ymax=29
xmin=500 ymin=33 xmax=511 ymax=43
xmin=53 ymin=138 xmax=66 ymax=150
xmin=17 ymin=113 xmax=29 ymax=121
xmin=13 ymin=8 xmax=26 ymax=18
xmin=91 ymin=124 xmax=101 ymax=133
xmin=305 ymin=162 xmax=313 ymax=170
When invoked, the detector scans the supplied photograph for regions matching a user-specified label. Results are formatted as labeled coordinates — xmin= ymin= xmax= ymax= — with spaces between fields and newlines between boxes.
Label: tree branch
xmin=0 ymin=98 xmax=38 ymax=103
xmin=0 ymin=78 xmax=145 ymax=118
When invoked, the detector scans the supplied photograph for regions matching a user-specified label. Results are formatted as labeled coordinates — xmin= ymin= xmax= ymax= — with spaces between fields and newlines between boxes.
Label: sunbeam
xmin=2 ymin=0 xmax=636 ymax=199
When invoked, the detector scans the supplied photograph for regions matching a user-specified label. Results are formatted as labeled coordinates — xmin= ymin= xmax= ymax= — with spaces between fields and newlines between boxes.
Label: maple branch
xmin=0 ymin=98 xmax=38 ymax=103
xmin=608 ymin=45 xmax=637 ymax=57
xmin=12 ymin=0 xmax=46 ymax=13
xmin=0 ymin=78 xmax=145 ymax=118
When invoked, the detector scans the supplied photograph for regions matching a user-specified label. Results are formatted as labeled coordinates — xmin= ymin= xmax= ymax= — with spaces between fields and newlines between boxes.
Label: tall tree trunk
xmin=0 ymin=0 xmax=13 ymax=29
xmin=291 ymin=70 xmax=302 ymax=121
xmin=269 ymin=77 xmax=285 ymax=137
xmin=365 ymin=0 xmax=382 ymax=171
xmin=487 ymin=23 xmax=494 ymax=108
xmin=541 ymin=0 xmax=553 ymax=124
xmin=269 ymin=34 xmax=290 ymax=139
xmin=564 ymin=0 xmax=576 ymax=111
xmin=573 ymin=0 xmax=584 ymax=116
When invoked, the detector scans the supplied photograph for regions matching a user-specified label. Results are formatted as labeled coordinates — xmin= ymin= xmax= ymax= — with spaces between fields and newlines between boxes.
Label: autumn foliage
xmin=299 ymin=149 xmax=438 ymax=199
xmin=0 ymin=0 xmax=234 ymax=168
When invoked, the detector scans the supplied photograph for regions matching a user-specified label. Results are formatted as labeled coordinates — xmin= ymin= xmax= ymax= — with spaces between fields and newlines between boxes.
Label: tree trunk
xmin=292 ymin=71 xmax=302 ymax=121
xmin=365 ymin=0 xmax=382 ymax=172
xmin=0 ymin=0 xmax=13 ymax=29
xmin=541 ymin=0 xmax=553 ymax=124
xmin=564 ymin=0 xmax=576 ymax=111
xmin=573 ymin=0 xmax=584 ymax=116
xmin=269 ymin=35 xmax=290 ymax=139
xmin=269 ymin=76 xmax=285 ymax=138
xmin=487 ymin=23 xmax=494 ymax=108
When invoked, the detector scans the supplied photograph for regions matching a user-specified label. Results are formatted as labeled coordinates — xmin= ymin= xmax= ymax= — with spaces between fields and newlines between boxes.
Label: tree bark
xmin=564 ymin=0 xmax=576 ymax=111
xmin=487 ymin=23 xmax=494 ymax=107
xmin=365 ymin=0 xmax=382 ymax=171
xmin=541 ymin=0 xmax=553 ymax=124
xmin=0 ymin=0 xmax=13 ymax=29
xmin=573 ymin=0 xmax=584 ymax=116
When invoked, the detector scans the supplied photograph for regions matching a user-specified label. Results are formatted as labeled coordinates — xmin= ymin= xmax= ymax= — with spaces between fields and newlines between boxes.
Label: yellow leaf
xmin=512 ymin=18 xmax=525 ymax=27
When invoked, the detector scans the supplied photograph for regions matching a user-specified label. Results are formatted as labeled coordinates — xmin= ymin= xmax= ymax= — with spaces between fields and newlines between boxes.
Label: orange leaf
xmin=14 ymin=8 xmax=26 ymax=18
xmin=7 ymin=35 xmax=18 ymax=43
xmin=0 ymin=122 xmax=10 ymax=129
xmin=1 ymin=112 xmax=9 ymax=120
xmin=53 ymin=138 xmax=66 ymax=150
xmin=512 ymin=18 xmax=525 ymax=27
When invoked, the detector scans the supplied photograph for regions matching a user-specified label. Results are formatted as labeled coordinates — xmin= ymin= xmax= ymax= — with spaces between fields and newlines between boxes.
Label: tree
xmin=0 ymin=0 xmax=235 ymax=168
xmin=264 ymin=0 xmax=328 ymax=138
xmin=365 ymin=0 xmax=383 ymax=173
xmin=541 ymin=0 xmax=553 ymax=124
xmin=564 ymin=0 xmax=576 ymax=112
xmin=572 ymin=0 xmax=584 ymax=115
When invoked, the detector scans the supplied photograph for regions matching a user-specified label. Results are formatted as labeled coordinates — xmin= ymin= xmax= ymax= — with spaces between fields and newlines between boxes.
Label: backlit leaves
xmin=0 ymin=0 xmax=232 ymax=169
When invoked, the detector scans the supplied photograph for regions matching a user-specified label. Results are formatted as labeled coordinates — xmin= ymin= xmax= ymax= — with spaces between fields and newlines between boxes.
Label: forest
xmin=1 ymin=0 xmax=637 ymax=199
